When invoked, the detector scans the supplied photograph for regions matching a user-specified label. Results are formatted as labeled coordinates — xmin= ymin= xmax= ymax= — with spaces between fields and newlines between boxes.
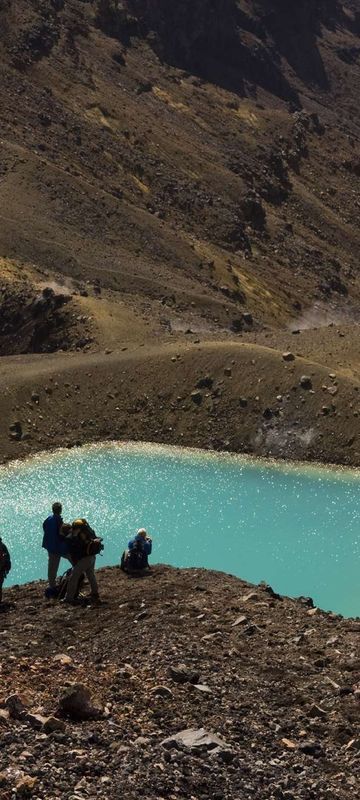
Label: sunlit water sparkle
xmin=1 ymin=442 xmax=360 ymax=617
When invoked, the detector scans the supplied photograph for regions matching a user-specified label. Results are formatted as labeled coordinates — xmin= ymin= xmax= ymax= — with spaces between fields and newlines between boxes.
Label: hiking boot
xmin=60 ymin=598 xmax=83 ymax=606
xmin=89 ymin=593 xmax=102 ymax=604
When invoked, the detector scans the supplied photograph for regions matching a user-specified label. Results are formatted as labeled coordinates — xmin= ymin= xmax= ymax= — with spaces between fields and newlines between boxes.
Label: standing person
xmin=63 ymin=518 xmax=103 ymax=604
xmin=42 ymin=502 xmax=69 ymax=596
xmin=0 ymin=537 xmax=11 ymax=604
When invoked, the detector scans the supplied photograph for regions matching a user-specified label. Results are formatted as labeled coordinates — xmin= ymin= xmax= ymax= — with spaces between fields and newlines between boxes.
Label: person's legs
xmin=85 ymin=557 xmax=98 ymax=597
xmin=0 ymin=573 xmax=4 ymax=603
xmin=65 ymin=557 xmax=93 ymax=601
xmin=48 ymin=553 xmax=61 ymax=588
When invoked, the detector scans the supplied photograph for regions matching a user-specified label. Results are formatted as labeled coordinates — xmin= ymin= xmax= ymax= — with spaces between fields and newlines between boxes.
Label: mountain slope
xmin=1 ymin=0 xmax=360 ymax=335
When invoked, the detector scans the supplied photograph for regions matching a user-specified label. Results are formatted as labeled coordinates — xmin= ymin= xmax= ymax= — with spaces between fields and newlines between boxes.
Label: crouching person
xmin=0 ymin=536 xmax=11 ymax=604
xmin=63 ymin=519 xmax=103 ymax=604
xmin=121 ymin=528 xmax=152 ymax=573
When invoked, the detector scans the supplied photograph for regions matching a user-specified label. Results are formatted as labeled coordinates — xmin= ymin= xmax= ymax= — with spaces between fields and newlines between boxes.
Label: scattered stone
xmin=307 ymin=607 xmax=319 ymax=616
xmin=242 ymin=312 xmax=253 ymax=327
xmin=9 ymin=421 xmax=22 ymax=440
xmin=281 ymin=738 xmax=297 ymax=749
xmin=194 ymin=684 xmax=213 ymax=694
xmin=300 ymin=375 xmax=312 ymax=389
xmin=4 ymin=693 xmax=26 ymax=719
xmin=282 ymin=352 xmax=295 ymax=362
xmin=31 ymin=392 xmax=40 ymax=403
xmin=161 ymin=727 xmax=230 ymax=751
xmin=263 ymin=407 xmax=273 ymax=420
xmin=26 ymin=713 xmax=47 ymax=730
xmin=224 ymin=367 xmax=232 ymax=377
xmin=231 ymin=615 xmax=247 ymax=627
xmin=53 ymin=653 xmax=73 ymax=665
xmin=190 ymin=391 xmax=203 ymax=405
xmin=169 ymin=664 xmax=200 ymax=684
xmin=230 ymin=318 xmax=243 ymax=332
xmin=196 ymin=376 xmax=214 ymax=389
xmin=43 ymin=716 xmax=67 ymax=734
xmin=58 ymin=683 xmax=100 ymax=720
xmin=150 ymin=685 xmax=173 ymax=698
xmin=239 ymin=397 xmax=248 ymax=407
xmin=15 ymin=775 xmax=37 ymax=795
xmin=242 ymin=591 xmax=259 ymax=603
xmin=300 ymin=741 xmax=323 ymax=758
xmin=307 ymin=704 xmax=327 ymax=718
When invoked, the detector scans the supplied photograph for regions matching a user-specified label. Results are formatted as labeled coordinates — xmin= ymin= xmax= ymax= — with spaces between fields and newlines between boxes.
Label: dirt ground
xmin=1 ymin=565 xmax=360 ymax=800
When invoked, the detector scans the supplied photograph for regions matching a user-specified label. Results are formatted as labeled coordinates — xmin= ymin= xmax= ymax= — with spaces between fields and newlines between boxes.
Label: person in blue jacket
xmin=121 ymin=528 xmax=152 ymax=572
xmin=42 ymin=502 xmax=70 ymax=596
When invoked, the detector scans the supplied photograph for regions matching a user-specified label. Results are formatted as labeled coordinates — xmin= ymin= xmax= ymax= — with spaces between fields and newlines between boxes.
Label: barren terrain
xmin=1 ymin=566 xmax=360 ymax=800
xmin=1 ymin=1 xmax=360 ymax=466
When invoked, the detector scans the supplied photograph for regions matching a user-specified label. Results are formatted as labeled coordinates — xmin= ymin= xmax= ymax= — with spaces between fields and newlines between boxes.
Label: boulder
xmin=9 ymin=421 xmax=22 ymax=441
xmin=242 ymin=312 xmax=253 ymax=327
xmin=300 ymin=375 xmax=312 ymax=389
xmin=58 ymin=683 xmax=100 ymax=720
xmin=190 ymin=390 xmax=203 ymax=405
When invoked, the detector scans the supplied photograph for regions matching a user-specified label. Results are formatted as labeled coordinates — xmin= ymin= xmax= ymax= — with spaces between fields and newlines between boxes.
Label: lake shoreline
xmin=1 ymin=343 xmax=359 ymax=472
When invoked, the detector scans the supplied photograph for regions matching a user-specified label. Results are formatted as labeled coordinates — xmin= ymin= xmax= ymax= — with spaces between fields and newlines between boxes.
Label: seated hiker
xmin=121 ymin=528 xmax=152 ymax=573
xmin=0 ymin=536 xmax=11 ymax=604
xmin=42 ymin=501 xmax=70 ymax=598
xmin=62 ymin=518 xmax=103 ymax=604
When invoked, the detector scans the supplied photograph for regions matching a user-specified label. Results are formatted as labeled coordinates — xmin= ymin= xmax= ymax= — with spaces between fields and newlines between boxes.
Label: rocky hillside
xmin=1 ymin=0 xmax=360 ymax=346
xmin=1 ymin=566 xmax=359 ymax=799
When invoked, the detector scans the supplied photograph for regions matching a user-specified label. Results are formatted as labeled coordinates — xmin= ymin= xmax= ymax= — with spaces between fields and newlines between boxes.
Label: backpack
xmin=71 ymin=519 xmax=104 ymax=558
xmin=56 ymin=567 xmax=85 ymax=601
xmin=0 ymin=541 xmax=11 ymax=575
xmin=127 ymin=539 xmax=148 ymax=571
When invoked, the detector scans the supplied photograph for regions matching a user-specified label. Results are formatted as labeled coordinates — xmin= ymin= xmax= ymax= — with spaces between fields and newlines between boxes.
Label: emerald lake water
xmin=1 ymin=442 xmax=360 ymax=617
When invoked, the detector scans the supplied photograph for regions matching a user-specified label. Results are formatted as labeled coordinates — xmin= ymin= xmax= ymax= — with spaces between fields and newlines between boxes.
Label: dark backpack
xmin=127 ymin=539 xmax=148 ymax=571
xmin=56 ymin=568 xmax=85 ymax=601
xmin=71 ymin=519 xmax=104 ymax=558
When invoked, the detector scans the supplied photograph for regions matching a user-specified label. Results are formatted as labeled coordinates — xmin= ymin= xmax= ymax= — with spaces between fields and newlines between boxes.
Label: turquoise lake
xmin=1 ymin=442 xmax=360 ymax=617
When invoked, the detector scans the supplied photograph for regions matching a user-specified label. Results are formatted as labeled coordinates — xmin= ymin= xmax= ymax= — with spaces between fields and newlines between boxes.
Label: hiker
xmin=62 ymin=518 xmax=103 ymax=604
xmin=42 ymin=502 xmax=70 ymax=597
xmin=0 ymin=537 xmax=11 ymax=604
xmin=121 ymin=527 xmax=152 ymax=573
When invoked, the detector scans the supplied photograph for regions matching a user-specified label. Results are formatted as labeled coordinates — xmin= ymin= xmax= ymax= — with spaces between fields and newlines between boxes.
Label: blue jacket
xmin=42 ymin=514 xmax=68 ymax=556
xmin=128 ymin=535 xmax=152 ymax=555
